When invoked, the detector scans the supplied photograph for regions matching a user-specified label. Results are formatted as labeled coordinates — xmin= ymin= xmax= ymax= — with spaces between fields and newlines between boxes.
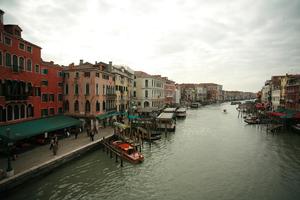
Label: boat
xmin=292 ymin=124 xmax=300 ymax=132
xmin=137 ymin=127 xmax=162 ymax=141
xmin=156 ymin=112 xmax=176 ymax=131
xmin=190 ymin=102 xmax=201 ymax=108
xmin=176 ymin=107 xmax=187 ymax=118
xmin=111 ymin=140 xmax=144 ymax=164
xmin=244 ymin=116 xmax=260 ymax=124
xmin=231 ymin=101 xmax=241 ymax=105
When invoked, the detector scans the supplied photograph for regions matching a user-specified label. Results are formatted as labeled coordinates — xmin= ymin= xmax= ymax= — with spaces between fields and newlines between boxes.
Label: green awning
xmin=96 ymin=111 xmax=119 ymax=120
xmin=0 ymin=115 xmax=81 ymax=142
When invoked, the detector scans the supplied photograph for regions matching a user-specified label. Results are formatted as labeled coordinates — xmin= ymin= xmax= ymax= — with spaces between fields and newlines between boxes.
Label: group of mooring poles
xmin=101 ymin=137 xmax=124 ymax=167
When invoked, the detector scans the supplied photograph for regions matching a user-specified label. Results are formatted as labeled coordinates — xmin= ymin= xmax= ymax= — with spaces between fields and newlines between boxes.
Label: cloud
xmin=1 ymin=0 xmax=299 ymax=92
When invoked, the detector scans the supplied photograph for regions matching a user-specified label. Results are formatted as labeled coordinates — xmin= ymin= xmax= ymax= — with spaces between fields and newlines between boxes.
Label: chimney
xmin=0 ymin=10 xmax=4 ymax=25
xmin=79 ymin=59 xmax=83 ymax=65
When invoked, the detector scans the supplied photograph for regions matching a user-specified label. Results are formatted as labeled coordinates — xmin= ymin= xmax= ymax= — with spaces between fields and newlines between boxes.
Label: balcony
xmin=5 ymin=95 xmax=29 ymax=101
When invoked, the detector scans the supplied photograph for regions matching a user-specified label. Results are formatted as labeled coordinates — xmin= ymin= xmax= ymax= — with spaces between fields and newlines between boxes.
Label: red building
xmin=0 ymin=10 xmax=63 ymax=125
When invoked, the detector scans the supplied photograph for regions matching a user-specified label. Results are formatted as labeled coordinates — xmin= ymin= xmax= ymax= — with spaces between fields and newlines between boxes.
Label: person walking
xmin=74 ymin=127 xmax=79 ymax=139
xmin=49 ymin=137 xmax=54 ymax=150
xmin=52 ymin=142 xmax=58 ymax=155
xmin=90 ymin=130 xmax=94 ymax=141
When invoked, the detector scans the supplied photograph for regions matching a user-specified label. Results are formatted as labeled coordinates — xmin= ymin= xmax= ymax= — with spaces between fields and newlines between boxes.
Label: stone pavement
xmin=0 ymin=127 xmax=114 ymax=177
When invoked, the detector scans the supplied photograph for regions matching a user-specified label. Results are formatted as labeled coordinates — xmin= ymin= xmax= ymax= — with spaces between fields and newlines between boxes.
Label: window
xmin=42 ymin=68 xmax=48 ymax=74
xmin=96 ymin=72 xmax=100 ymax=77
xmin=74 ymin=100 xmax=79 ymax=112
xmin=5 ymin=53 xmax=11 ymax=67
xmin=58 ymin=82 xmax=63 ymax=88
xmin=19 ymin=57 xmax=24 ymax=71
xmin=58 ymin=94 xmax=63 ymax=101
xmin=19 ymin=43 xmax=25 ymax=50
xmin=76 ymin=72 xmax=79 ymax=78
xmin=26 ymin=59 xmax=32 ymax=71
xmin=41 ymin=80 xmax=48 ymax=86
xmin=49 ymin=94 xmax=54 ymax=101
xmin=134 ymin=81 xmax=136 ymax=87
xmin=65 ymin=84 xmax=69 ymax=95
xmin=64 ymin=72 xmax=69 ymax=78
xmin=4 ymin=37 xmax=11 ymax=46
xmin=15 ymin=29 xmax=21 ymax=37
xmin=145 ymin=80 xmax=148 ymax=87
xmin=96 ymin=101 xmax=100 ymax=112
xmin=42 ymin=94 xmax=48 ymax=102
xmin=85 ymin=100 xmax=91 ymax=112
xmin=14 ymin=105 xmax=20 ymax=120
xmin=85 ymin=83 xmax=89 ymax=95
xmin=64 ymin=101 xmax=69 ymax=112
xmin=96 ymin=84 xmax=99 ymax=95
xmin=133 ymin=91 xmax=136 ymax=97
xmin=35 ymin=65 xmax=40 ymax=73
xmin=58 ymin=71 xmax=63 ymax=77
xmin=0 ymin=51 xmax=2 ymax=66
xmin=75 ymin=84 xmax=79 ymax=95
xmin=145 ymin=90 xmax=148 ymax=98
xmin=12 ymin=55 xmax=18 ymax=72
xmin=27 ymin=45 xmax=32 ymax=53
xmin=49 ymin=108 xmax=55 ymax=115
xmin=41 ymin=109 xmax=48 ymax=117
xmin=84 ymin=72 xmax=90 ymax=77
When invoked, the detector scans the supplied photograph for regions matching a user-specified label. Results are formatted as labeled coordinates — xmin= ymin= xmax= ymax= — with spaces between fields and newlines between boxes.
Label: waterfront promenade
xmin=0 ymin=127 xmax=114 ymax=191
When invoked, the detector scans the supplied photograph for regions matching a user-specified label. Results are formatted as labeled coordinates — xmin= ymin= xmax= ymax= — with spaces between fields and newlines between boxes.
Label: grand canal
xmin=7 ymin=103 xmax=300 ymax=200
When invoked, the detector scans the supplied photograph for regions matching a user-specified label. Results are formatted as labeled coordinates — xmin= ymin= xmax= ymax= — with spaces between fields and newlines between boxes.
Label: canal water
xmin=7 ymin=103 xmax=300 ymax=200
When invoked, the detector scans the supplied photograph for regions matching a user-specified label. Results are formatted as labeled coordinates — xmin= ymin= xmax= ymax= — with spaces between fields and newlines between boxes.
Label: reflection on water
xmin=6 ymin=103 xmax=300 ymax=200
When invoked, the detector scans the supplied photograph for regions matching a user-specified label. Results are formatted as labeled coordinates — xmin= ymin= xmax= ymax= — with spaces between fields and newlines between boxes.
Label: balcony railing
xmin=5 ymin=95 xmax=29 ymax=101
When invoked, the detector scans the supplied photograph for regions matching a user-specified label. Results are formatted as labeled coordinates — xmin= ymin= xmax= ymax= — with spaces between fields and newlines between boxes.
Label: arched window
xmin=5 ymin=53 xmax=11 ymax=67
xmin=103 ymin=101 xmax=106 ymax=111
xmin=145 ymin=90 xmax=148 ymax=98
xmin=85 ymin=100 xmax=91 ymax=113
xmin=19 ymin=57 xmax=24 ymax=71
xmin=26 ymin=59 xmax=32 ymax=71
xmin=65 ymin=84 xmax=69 ymax=95
xmin=96 ymin=101 xmax=100 ymax=112
xmin=13 ymin=55 xmax=18 ymax=72
xmin=27 ymin=104 xmax=33 ymax=117
xmin=64 ymin=100 xmax=69 ymax=111
xmin=0 ymin=106 xmax=6 ymax=122
xmin=74 ymin=100 xmax=79 ymax=112
xmin=14 ymin=105 xmax=19 ymax=120
xmin=96 ymin=84 xmax=99 ymax=95
xmin=85 ymin=83 xmax=89 ymax=95
xmin=20 ymin=104 xmax=25 ymax=118
xmin=144 ymin=101 xmax=149 ymax=108
xmin=75 ymin=84 xmax=79 ymax=95
xmin=7 ymin=105 xmax=13 ymax=120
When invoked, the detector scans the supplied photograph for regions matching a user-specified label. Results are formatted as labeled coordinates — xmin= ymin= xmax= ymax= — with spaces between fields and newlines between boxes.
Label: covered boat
xmin=156 ymin=112 xmax=176 ymax=131
xmin=244 ymin=116 xmax=260 ymax=124
xmin=176 ymin=107 xmax=187 ymax=118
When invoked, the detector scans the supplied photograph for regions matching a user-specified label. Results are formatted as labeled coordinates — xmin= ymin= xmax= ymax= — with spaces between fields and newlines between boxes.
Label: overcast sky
xmin=2 ymin=0 xmax=300 ymax=92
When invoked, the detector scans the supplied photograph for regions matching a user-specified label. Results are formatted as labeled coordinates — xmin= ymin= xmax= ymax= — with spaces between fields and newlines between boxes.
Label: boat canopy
xmin=163 ymin=108 xmax=177 ymax=113
xmin=119 ymin=143 xmax=133 ymax=151
xmin=113 ymin=122 xmax=129 ymax=130
xmin=157 ymin=112 xmax=175 ymax=120
xmin=177 ymin=108 xmax=186 ymax=112
xmin=0 ymin=115 xmax=81 ymax=142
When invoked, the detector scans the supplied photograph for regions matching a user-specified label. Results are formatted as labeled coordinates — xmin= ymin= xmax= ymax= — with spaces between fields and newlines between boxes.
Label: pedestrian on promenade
xmin=90 ymin=129 xmax=95 ymax=141
xmin=49 ymin=137 xmax=54 ymax=150
xmin=74 ymin=127 xmax=79 ymax=139
xmin=86 ymin=126 xmax=91 ymax=137
xmin=52 ymin=142 xmax=58 ymax=155
xmin=54 ymin=134 xmax=58 ymax=145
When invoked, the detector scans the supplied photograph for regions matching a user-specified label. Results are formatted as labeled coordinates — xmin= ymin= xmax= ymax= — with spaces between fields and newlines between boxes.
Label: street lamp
xmin=6 ymin=128 xmax=14 ymax=177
